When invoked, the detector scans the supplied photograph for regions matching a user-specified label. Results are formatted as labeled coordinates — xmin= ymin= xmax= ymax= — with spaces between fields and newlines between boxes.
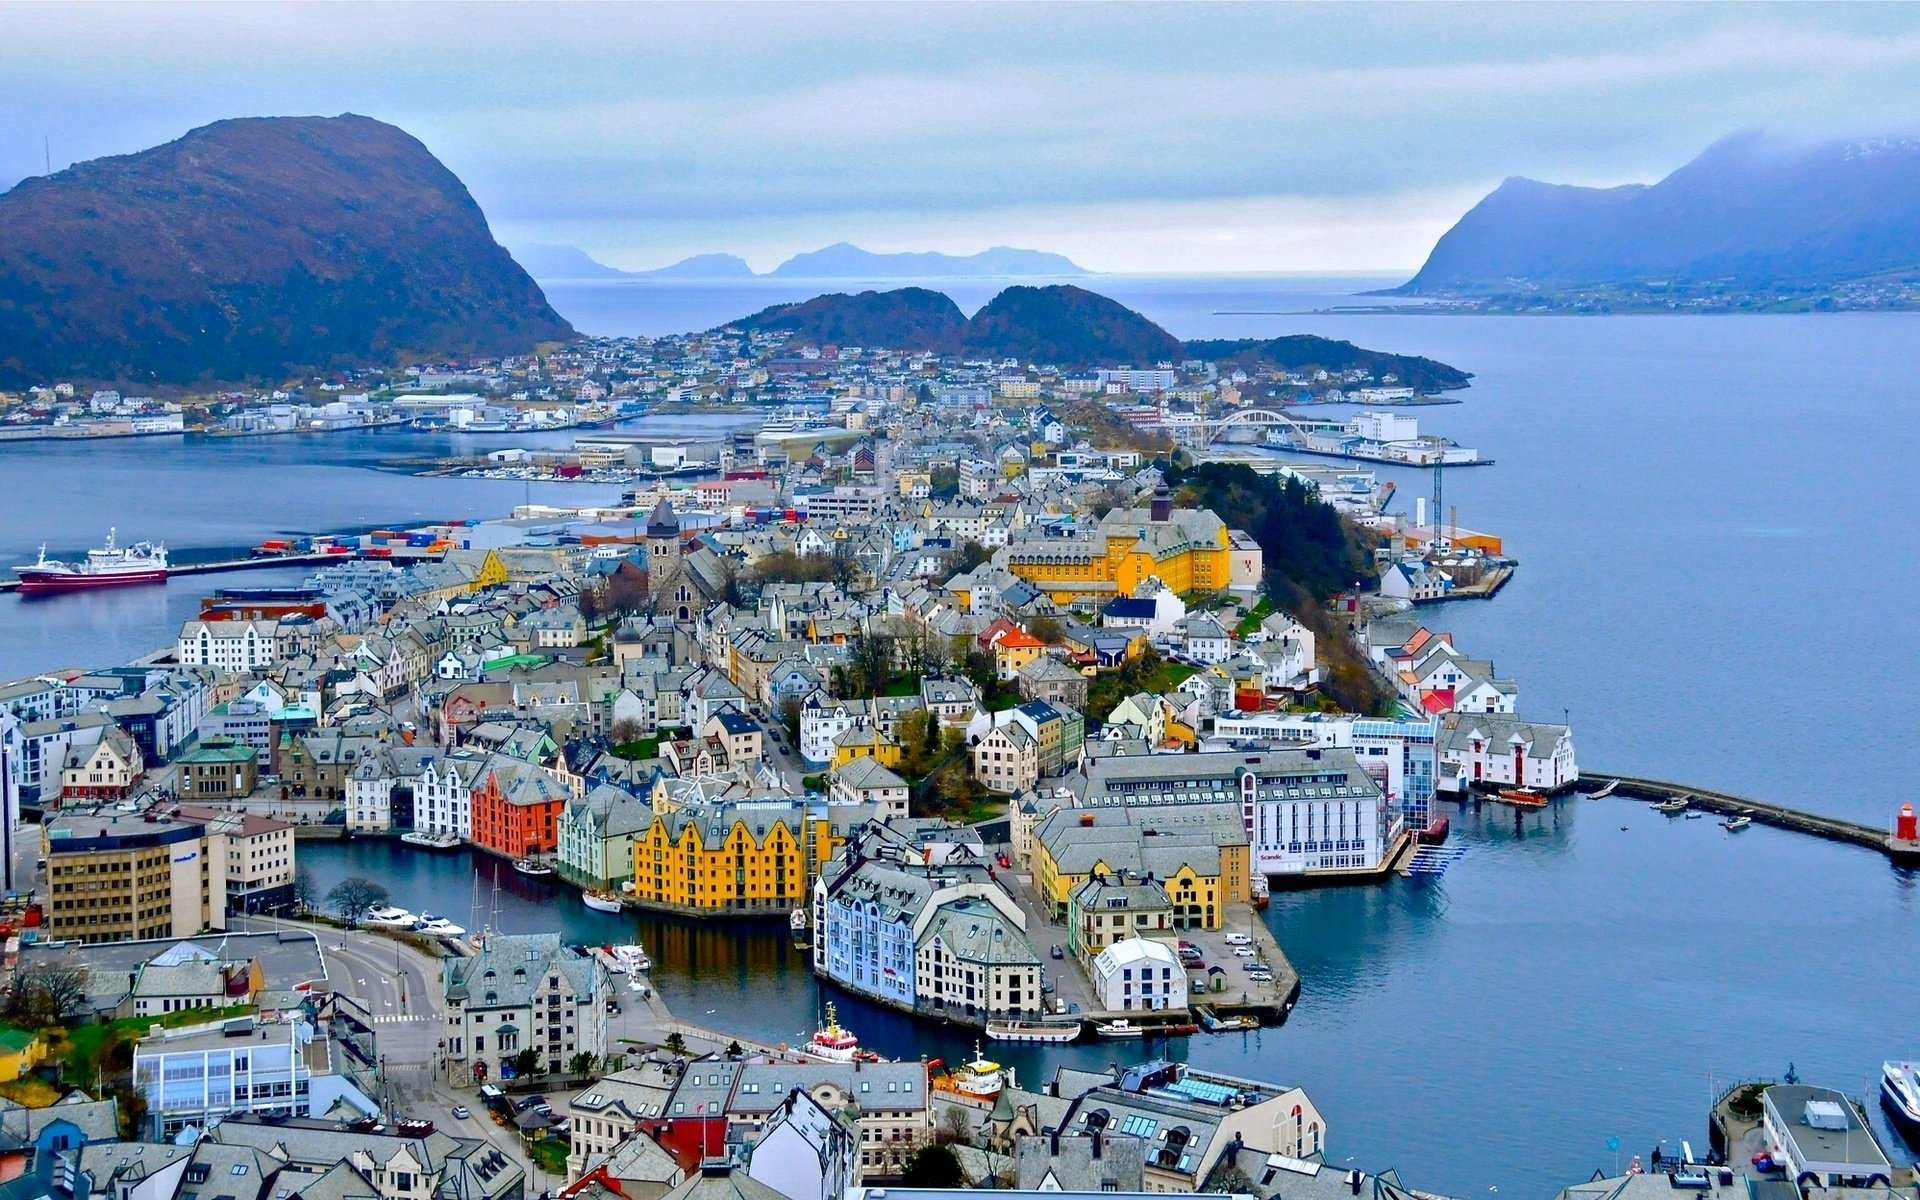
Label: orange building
xmin=470 ymin=762 xmax=569 ymax=859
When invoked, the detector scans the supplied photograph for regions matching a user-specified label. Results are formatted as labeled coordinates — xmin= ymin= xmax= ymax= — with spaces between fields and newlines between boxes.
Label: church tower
xmin=646 ymin=498 xmax=683 ymax=605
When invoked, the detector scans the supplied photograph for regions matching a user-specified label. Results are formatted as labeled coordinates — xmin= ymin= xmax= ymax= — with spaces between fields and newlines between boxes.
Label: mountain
xmin=514 ymin=244 xmax=638 ymax=280
xmin=0 ymin=114 xmax=572 ymax=386
xmin=723 ymin=287 xmax=970 ymax=351
xmin=634 ymin=253 xmax=757 ymax=280
xmin=962 ymin=285 xmax=1181 ymax=365
xmin=718 ymin=284 xmax=1180 ymax=367
xmin=1183 ymin=334 xmax=1472 ymax=391
xmin=769 ymin=242 xmax=1089 ymax=278
xmin=1396 ymin=131 xmax=1920 ymax=295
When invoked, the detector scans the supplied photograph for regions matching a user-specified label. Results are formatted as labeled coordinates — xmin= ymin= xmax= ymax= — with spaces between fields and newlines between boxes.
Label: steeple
xmin=647 ymin=498 xmax=681 ymax=537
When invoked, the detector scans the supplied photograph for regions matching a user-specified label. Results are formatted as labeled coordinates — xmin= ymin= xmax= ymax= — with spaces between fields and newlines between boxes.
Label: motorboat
xmin=609 ymin=943 xmax=651 ymax=972
xmin=364 ymin=906 xmax=418 ymax=928
xmin=804 ymin=1003 xmax=862 ymax=1063
xmin=417 ymin=916 xmax=466 ymax=938
xmin=1655 ymin=798 xmax=1690 ymax=814
xmin=582 ymin=891 xmax=623 ymax=913
xmin=985 ymin=1019 xmax=1082 ymax=1044
xmin=1496 ymin=788 xmax=1548 ymax=807
xmin=400 ymin=831 xmax=461 ymax=851
xmin=1093 ymin=1019 xmax=1146 ymax=1039
xmin=1722 ymin=815 xmax=1753 ymax=832
xmin=1881 ymin=1061 xmax=1920 ymax=1131
xmin=513 ymin=858 xmax=557 ymax=878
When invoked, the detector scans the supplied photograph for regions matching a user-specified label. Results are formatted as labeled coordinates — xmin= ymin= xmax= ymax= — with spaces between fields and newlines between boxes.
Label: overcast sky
xmin=7 ymin=2 xmax=1920 ymax=273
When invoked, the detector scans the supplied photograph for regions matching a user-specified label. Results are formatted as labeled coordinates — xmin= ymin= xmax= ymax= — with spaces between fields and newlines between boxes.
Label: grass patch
xmin=1234 ymin=596 xmax=1274 ymax=638
xmin=529 ymin=1135 xmax=570 ymax=1175
xmin=1140 ymin=663 xmax=1199 ymax=694
xmin=612 ymin=735 xmax=662 ymax=762
xmin=881 ymin=678 xmax=921 ymax=697
xmin=0 ymin=1078 xmax=59 ymax=1108
xmin=951 ymin=795 xmax=1008 ymax=825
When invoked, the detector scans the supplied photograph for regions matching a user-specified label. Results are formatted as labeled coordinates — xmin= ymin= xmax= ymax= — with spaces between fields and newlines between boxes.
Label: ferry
xmin=929 ymin=1045 xmax=1007 ymax=1101
xmin=400 ymin=831 xmax=461 ymax=852
xmin=582 ymin=891 xmax=623 ymax=913
xmin=15 ymin=529 xmax=168 ymax=594
xmin=512 ymin=858 xmax=557 ymax=878
xmin=804 ymin=1003 xmax=863 ymax=1064
xmin=1881 ymin=1061 xmax=1920 ymax=1131
xmin=1093 ymin=1019 xmax=1146 ymax=1040
xmin=985 ymin=1019 xmax=1082 ymax=1044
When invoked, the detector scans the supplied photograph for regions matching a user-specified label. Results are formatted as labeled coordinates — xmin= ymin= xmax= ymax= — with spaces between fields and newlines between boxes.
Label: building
xmin=443 ymin=932 xmax=609 ymax=1083
xmin=1066 ymin=872 xmax=1175 ymax=961
xmin=1209 ymin=712 xmax=1440 ymax=835
xmin=174 ymin=806 xmax=297 ymax=914
xmin=177 ymin=620 xmax=282 ymax=672
xmin=558 ymin=784 xmax=652 ymax=890
xmin=730 ymin=1061 xmax=933 ymax=1182
xmin=828 ymin=757 xmax=910 ymax=820
xmin=470 ymin=760 xmax=570 ymax=860
xmin=124 ymin=940 xmax=262 ymax=1017
xmin=631 ymin=801 xmax=857 ymax=917
xmin=1437 ymin=713 xmax=1578 ymax=795
xmin=972 ymin=722 xmax=1038 ymax=795
xmin=41 ymin=809 xmax=232 ymax=943
xmin=59 ymin=728 xmax=144 ymax=801
xmin=564 ymin=1060 xmax=680 ymax=1178
xmin=1016 ymin=656 xmax=1089 ymax=711
xmin=173 ymin=737 xmax=260 ymax=800
xmin=209 ymin=1110 xmax=528 ymax=1200
xmin=132 ymin=1009 xmax=379 ymax=1137
xmin=1030 ymin=803 xmax=1247 ymax=924
xmin=1759 ymin=1085 xmax=1894 ymax=1188
xmin=1088 ymin=937 xmax=1187 ymax=1012
xmin=743 ymin=1086 xmax=861 ymax=1200
xmin=997 ymin=489 xmax=1232 ymax=604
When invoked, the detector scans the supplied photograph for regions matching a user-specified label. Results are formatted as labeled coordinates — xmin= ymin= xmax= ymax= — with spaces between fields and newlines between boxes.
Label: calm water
xmin=11 ymin=277 xmax=1916 ymax=1194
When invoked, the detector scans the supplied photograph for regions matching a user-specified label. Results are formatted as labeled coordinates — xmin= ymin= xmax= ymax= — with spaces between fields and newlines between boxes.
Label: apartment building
xmin=41 ymin=808 xmax=230 ymax=943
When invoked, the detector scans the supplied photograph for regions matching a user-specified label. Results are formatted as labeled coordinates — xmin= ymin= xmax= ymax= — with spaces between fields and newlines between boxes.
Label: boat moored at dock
xmin=14 ymin=529 xmax=168 ymax=594
xmin=399 ymin=831 xmax=461 ymax=852
xmin=582 ymin=890 xmax=623 ymax=913
xmin=1881 ymin=1061 xmax=1920 ymax=1131
xmin=985 ymin=1019 xmax=1082 ymax=1044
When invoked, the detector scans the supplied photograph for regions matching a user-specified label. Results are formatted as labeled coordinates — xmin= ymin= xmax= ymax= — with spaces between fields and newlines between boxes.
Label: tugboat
xmin=929 ymin=1044 xmax=1008 ymax=1101
xmin=804 ymin=1003 xmax=862 ymax=1063
xmin=15 ymin=529 xmax=168 ymax=594
xmin=512 ymin=857 xmax=556 ymax=878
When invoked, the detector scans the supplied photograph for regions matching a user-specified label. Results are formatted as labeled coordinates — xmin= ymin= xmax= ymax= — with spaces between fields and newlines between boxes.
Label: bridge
xmin=1184 ymin=407 xmax=1345 ymax=445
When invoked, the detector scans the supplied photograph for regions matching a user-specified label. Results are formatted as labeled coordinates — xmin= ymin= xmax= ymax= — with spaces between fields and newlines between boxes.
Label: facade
xmin=743 ymin=1086 xmax=861 ymax=1200
xmin=1210 ymin=712 xmax=1441 ymax=834
xmin=41 ymin=809 xmax=231 ymax=943
xmin=1758 ymin=1084 xmax=1894 ymax=1188
xmin=132 ymin=1014 xmax=377 ymax=1138
xmin=630 ymin=801 xmax=855 ymax=916
xmin=443 ymin=932 xmax=609 ymax=1083
xmin=1030 ymin=803 xmax=1247 ymax=924
xmin=827 ymin=757 xmax=910 ymax=820
xmin=1437 ymin=713 xmax=1579 ymax=794
xmin=471 ymin=761 xmax=569 ymax=859
xmin=174 ymin=807 xmax=297 ymax=914
xmin=997 ymin=489 xmax=1232 ymax=604
xmin=1067 ymin=872 xmax=1175 ymax=961
xmin=173 ymin=737 xmax=260 ymax=800
xmin=1089 ymin=937 xmax=1187 ymax=1012
xmin=972 ymin=722 xmax=1038 ymax=795
xmin=59 ymin=729 xmax=144 ymax=801
xmin=558 ymin=784 xmax=652 ymax=890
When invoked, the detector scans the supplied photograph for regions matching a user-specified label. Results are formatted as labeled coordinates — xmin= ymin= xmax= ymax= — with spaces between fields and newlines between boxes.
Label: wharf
xmin=1588 ymin=772 xmax=1920 ymax=863
xmin=1421 ymin=563 xmax=1515 ymax=603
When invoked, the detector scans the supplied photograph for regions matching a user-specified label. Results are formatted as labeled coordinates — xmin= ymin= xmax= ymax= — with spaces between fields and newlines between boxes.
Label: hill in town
xmin=1395 ymin=131 xmax=1920 ymax=295
xmin=1183 ymin=333 xmax=1472 ymax=391
xmin=0 ymin=114 xmax=573 ymax=386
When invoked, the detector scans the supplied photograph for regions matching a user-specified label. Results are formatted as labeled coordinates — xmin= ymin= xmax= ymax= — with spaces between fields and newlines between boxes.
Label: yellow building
xmin=1029 ymin=803 xmax=1248 ymax=926
xmin=830 ymin=721 xmax=901 ymax=770
xmin=0 ymin=1030 xmax=45 ymax=1082
xmin=630 ymin=802 xmax=851 ymax=915
xmin=1000 ymin=486 xmax=1232 ymax=604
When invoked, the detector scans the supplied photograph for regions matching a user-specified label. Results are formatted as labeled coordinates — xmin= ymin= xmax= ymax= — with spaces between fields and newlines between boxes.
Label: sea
xmin=10 ymin=275 xmax=1920 ymax=1197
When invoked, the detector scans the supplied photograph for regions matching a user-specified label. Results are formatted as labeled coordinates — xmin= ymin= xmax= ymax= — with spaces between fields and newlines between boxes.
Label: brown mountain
xmin=0 ymin=114 xmax=573 ymax=387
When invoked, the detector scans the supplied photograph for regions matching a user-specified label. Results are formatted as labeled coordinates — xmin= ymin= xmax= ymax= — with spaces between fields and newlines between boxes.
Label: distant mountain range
xmin=518 ymin=241 xmax=1089 ymax=281
xmin=1395 ymin=131 xmax=1920 ymax=296
xmin=718 ymin=285 xmax=1458 ymax=384
xmin=0 ymin=114 xmax=571 ymax=387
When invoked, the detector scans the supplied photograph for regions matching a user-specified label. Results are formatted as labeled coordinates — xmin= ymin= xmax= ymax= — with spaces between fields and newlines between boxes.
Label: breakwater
xmin=1588 ymin=772 xmax=1920 ymax=863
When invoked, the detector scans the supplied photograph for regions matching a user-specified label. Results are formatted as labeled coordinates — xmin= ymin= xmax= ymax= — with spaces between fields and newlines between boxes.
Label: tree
xmin=6 ymin=963 xmax=88 ymax=1026
xmin=778 ymin=696 xmax=803 ymax=746
xmin=567 ymin=1052 xmax=598 ymax=1077
xmin=937 ymin=1105 xmax=975 ymax=1145
xmin=663 ymin=1031 xmax=689 ymax=1057
xmin=605 ymin=568 xmax=648 ymax=616
xmin=327 ymin=876 xmax=390 ymax=927
xmin=292 ymin=868 xmax=317 ymax=912
xmin=904 ymin=1144 xmax=966 ymax=1186
xmin=1027 ymin=615 xmax=1064 ymax=645
xmin=896 ymin=709 xmax=936 ymax=778
xmin=610 ymin=717 xmax=646 ymax=748
xmin=512 ymin=1048 xmax=541 ymax=1078
xmin=576 ymin=583 xmax=602 ymax=627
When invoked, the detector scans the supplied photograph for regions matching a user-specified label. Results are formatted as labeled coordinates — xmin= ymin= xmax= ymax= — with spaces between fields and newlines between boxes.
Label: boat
xmin=400 ymin=831 xmax=461 ymax=852
xmin=1496 ymin=788 xmax=1548 ymax=807
xmin=512 ymin=858 xmax=557 ymax=878
xmin=1655 ymin=798 xmax=1690 ymax=815
xmin=790 ymin=907 xmax=811 ymax=948
xmin=417 ymin=916 xmax=466 ymax=938
xmin=1587 ymin=780 xmax=1618 ymax=800
xmin=1417 ymin=815 xmax=1452 ymax=845
xmin=986 ymin=1019 xmax=1082 ymax=1044
xmin=1250 ymin=874 xmax=1270 ymax=909
xmin=364 ymin=905 xmax=418 ymax=928
xmin=1881 ymin=1061 xmax=1920 ymax=1131
xmin=610 ymin=943 xmax=651 ymax=972
xmin=929 ymin=1044 xmax=1008 ymax=1101
xmin=1722 ymin=815 xmax=1753 ymax=832
xmin=582 ymin=890 xmax=624 ymax=913
xmin=1197 ymin=1007 xmax=1260 ymax=1033
xmin=15 ymin=529 xmax=168 ymax=594
xmin=804 ymin=1003 xmax=863 ymax=1063
xmin=1093 ymin=1019 xmax=1146 ymax=1039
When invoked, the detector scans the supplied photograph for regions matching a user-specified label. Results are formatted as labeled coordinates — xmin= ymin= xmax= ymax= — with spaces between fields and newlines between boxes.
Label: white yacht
xmin=364 ymin=905 xmax=417 ymax=928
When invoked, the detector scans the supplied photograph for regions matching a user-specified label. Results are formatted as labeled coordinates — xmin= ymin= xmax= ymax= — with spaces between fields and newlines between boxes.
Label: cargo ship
xmin=15 ymin=530 xmax=168 ymax=594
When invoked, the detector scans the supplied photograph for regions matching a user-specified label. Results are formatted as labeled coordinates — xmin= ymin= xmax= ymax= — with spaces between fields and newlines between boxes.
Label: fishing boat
xmin=1655 ymin=798 xmax=1690 ymax=815
xmin=1881 ymin=1061 xmax=1920 ymax=1131
xmin=582 ymin=890 xmax=623 ymax=913
xmin=929 ymin=1045 xmax=1007 ymax=1101
xmin=1722 ymin=815 xmax=1753 ymax=832
xmin=512 ymin=857 xmax=556 ymax=878
xmin=1093 ymin=1019 xmax=1146 ymax=1039
xmin=1496 ymin=787 xmax=1548 ymax=807
xmin=1587 ymin=780 xmax=1618 ymax=800
xmin=1250 ymin=874 xmax=1270 ymax=909
xmin=985 ymin=1019 xmax=1082 ymax=1044
xmin=15 ymin=529 xmax=168 ymax=594
xmin=400 ymin=831 xmax=461 ymax=852
xmin=804 ymin=1003 xmax=862 ymax=1063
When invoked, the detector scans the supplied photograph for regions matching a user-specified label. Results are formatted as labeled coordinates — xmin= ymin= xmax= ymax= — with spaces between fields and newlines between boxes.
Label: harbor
xmin=1585 ymin=773 xmax=1920 ymax=863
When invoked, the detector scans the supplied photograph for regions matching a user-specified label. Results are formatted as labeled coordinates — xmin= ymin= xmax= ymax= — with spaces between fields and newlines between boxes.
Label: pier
xmin=1586 ymin=772 xmax=1920 ymax=863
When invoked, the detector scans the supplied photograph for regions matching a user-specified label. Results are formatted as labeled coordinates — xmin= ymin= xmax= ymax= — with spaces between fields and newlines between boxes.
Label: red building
xmin=469 ymin=764 xmax=567 ymax=858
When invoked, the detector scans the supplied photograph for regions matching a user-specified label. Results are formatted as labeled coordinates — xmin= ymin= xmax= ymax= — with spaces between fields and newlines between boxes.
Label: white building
xmin=745 ymin=1086 xmax=861 ymax=1200
xmin=1437 ymin=714 xmax=1578 ymax=794
xmin=177 ymin=620 xmax=282 ymax=671
xmin=1089 ymin=937 xmax=1187 ymax=1012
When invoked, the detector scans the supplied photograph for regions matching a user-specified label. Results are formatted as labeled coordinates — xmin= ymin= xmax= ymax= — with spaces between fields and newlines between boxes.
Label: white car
xmin=1223 ymin=934 xmax=1252 ymax=946
xmin=1233 ymin=946 xmax=1257 ymax=957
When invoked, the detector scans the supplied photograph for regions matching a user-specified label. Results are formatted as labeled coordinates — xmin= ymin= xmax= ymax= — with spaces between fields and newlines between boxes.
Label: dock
xmin=1587 ymin=772 xmax=1920 ymax=863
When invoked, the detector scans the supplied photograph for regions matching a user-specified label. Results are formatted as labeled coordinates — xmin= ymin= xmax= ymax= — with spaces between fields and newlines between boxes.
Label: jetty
xmin=1587 ymin=772 xmax=1920 ymax=863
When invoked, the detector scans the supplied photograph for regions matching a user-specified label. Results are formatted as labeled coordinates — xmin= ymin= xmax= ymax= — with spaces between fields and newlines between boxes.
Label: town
xmin=8 ymin=325 xmax=1897 ymax=1200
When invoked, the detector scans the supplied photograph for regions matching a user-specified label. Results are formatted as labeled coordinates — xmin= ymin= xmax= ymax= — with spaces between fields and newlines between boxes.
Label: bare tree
xmin=292 ymin=868 xmax=317 ymax=912
xmin=609 ymin=717 xmax=646 ymax=748
xmin=6 ymin=963 xmax=89 ymax=1026
xmin=777 ymin=695 xmax=803 ymax=746
xmin=327 ymin=876 xmax=390 ymax=927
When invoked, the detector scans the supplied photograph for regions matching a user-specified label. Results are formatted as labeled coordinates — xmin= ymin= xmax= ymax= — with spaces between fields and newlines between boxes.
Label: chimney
xmin=1050 ymin=1131 xmax=1059 ymax=1156
xmin=1150 ymin=484 xmax=1171 ymax=523
xmin=1348 ymin=1170 xmax=1363 ymax=1195
xmin=1092 ymin=1131 xmax=1102 ymax=1160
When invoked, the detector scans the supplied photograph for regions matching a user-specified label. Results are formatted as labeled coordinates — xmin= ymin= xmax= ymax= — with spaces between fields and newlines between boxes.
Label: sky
xmin=8 ymin=2 xmax=1920 ymax=274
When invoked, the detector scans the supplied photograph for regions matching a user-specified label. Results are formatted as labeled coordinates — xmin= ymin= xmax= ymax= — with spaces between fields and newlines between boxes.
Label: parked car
xmin=1224 ymin=934 xmax=1252 ymax=946
xmin=1233 ymin=946 xmax=1256 ymax=957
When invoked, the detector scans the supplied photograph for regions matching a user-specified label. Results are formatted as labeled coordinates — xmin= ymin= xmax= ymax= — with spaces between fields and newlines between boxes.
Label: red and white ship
xmin=15 ymin=529 xmax=169 ymax=594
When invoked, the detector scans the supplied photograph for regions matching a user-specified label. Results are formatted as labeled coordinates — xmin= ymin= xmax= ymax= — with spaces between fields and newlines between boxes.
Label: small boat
xmin=1093 ymin=1019 xmax=1146 ymax=1039
xmin=400 ymin=831 xmax=461 ymax=851
xmin=1722 ymin=816 xmax=1753 ymax=832
xmin=1197 ymin=1007 xmax=1260 ymax=1033
xmin=929 ymin=1045 xmax=1007 ymax=1100
xmin=512 ymin=858 xmax=556 ymax=878
xmin=1655 ymin=798 xmax=1690 ymax=815
xmin=1881 ymin=1061 xmax=1920 ymax=1131
xmin=1587 ymin=780 xmax=1618 ymax=800
xmin=364 ymin=905 xmax=418 ymax=928
xmin=1416 ymin=815 xmax=1451 ymax=845
xmin=582 ymin=891 xmax=623 ymax=913
xmin=610 ymin=943 xmax=651 ymax=972
xmin=417 ymin=916 xmax=466 ymax=938
xmin=1497 ymin=788 xmax=1548 ymax=807
xmin=804 ymin=1002 xmax=862 ymax=1063
xmin=986 ymin=1019 xmax=1082 ymax=1044
xmin=1250 ymin=874 xmax=1270 ymax=908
